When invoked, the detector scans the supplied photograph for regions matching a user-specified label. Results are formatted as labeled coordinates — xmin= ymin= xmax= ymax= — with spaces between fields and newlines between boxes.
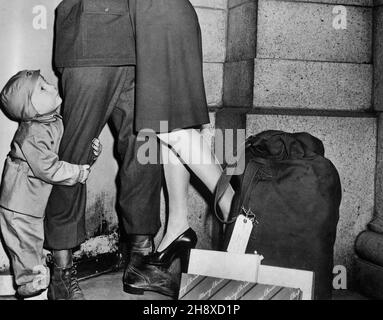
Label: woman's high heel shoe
xmin=146 ymin=228 xmax=197 ymax=273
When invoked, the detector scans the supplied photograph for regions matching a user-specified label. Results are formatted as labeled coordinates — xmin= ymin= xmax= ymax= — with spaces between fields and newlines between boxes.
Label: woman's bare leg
xmin=157 ymin=147 xmax=191 ymax=252
xmin=157 ymin=128 xmax=235 ymax=249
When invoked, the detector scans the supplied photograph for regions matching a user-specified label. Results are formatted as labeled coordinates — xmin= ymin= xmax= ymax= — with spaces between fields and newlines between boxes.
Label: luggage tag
xmin=227 ymin=206 xmax=258 ymax=254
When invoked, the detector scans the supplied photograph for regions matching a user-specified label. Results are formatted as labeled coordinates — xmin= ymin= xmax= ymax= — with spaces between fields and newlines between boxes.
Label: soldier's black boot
xmin=47 ymin=250 xmax=85 ymax=300
xmin=123 ymin=235 xmax=178 ymax=298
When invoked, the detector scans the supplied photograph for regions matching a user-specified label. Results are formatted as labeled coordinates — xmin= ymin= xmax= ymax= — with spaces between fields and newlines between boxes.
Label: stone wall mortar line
xmin=254 ymin=56 xmax=373 ymax=66
xmin=259 ymin=0 xmax=372 ymax=8
xmin=194 ymin=6 xmax=227 ymax=11
xmin=209 ymin=106 xmax=378 ymax=118
xmin=225 ymin=58 xmax=255 ymax=64
xmin=204 ymin=61 xmax=226 ymax=64
xmin=222 ymin=0 xmax=231 ymax=102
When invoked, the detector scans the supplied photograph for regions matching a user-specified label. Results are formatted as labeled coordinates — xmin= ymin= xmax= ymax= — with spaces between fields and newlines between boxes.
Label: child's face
xmin=31 ymin=76 xmax=62 ymax=115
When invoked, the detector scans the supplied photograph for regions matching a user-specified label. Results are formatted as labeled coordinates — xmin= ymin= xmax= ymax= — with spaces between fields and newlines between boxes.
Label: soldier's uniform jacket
xmin=55 ymin=0 xmax=136 ymax=67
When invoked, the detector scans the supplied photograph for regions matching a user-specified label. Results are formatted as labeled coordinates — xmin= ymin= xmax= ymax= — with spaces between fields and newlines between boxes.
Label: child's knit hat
xmin=0 ymin=70 xmax=40 ymax=121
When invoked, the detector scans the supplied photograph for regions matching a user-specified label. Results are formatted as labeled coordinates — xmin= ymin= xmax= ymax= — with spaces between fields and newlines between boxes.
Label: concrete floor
xmin=81 ymin=271 xmax=172 ymax=300
xmin=0 ymin=270 xmax=372 ymax=300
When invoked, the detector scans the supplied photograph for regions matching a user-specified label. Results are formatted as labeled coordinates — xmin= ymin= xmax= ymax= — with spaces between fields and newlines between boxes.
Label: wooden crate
xmin=179 ymin=273 xmax=302 ymax=300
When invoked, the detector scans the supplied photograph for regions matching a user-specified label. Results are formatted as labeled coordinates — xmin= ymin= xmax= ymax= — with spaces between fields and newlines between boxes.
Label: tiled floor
xmin=0 ymin=270 xmax=372 ymax=300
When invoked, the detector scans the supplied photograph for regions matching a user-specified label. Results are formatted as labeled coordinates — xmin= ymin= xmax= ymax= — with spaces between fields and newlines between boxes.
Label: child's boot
xmin=17 ymin=264 xmax=50 ymax=299
xmin=47 ymin=250 xmax=85 ymax=300
xmin=23 ymin=289 xmax=48 ymax=300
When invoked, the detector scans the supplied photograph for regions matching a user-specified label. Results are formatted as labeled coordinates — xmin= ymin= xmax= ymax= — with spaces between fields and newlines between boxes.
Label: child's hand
xmin=79 ymin=164 xmax=91 ymax=184
xmin=91 ymin=138 xmax=102 ymax=164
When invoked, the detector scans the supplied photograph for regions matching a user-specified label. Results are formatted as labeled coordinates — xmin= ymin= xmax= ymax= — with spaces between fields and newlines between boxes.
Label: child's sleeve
xmin=19 ymin=131 xmax=84 ymax=186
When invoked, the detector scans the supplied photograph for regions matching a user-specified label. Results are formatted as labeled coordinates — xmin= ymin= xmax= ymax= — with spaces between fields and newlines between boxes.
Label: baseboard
xmin=75 ymin=252 xmax=122 ymax=281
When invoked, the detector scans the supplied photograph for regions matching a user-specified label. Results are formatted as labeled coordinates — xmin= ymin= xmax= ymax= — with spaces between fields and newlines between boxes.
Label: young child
xmin=0 ymin=70 xmax=101 ymax=299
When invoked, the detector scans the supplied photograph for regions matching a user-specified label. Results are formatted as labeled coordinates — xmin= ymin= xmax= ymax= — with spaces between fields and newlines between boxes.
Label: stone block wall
xmin=253 ymin=59 xmax=372 ymax=111
xmin=195 ymin=0 xmax=227 ymax=106
xmin=374 ymin=0 xmax=383 ymax=217
xmin=222 ymin=0 xmax=377 ymax=288
xmin=257 ymin=1 xmax=372 ymax=63
xmin=224 ymin=0 xmax=257 ymax=107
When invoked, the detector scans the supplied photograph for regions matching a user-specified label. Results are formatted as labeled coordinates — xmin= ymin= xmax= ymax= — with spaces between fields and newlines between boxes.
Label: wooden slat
xmin=258 ymin=265 xmax=314 ymax=300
